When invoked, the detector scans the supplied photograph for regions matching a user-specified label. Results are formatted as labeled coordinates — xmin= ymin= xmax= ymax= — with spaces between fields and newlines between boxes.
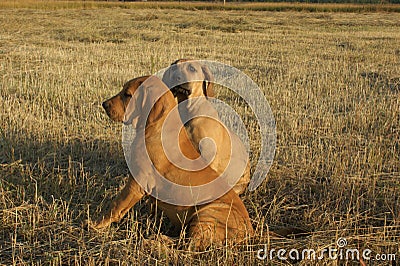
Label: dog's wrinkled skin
xmin=162 ymin=59 xmax=251 ymax=195
xmin=95 ymin=76 xmax=254 ymax=250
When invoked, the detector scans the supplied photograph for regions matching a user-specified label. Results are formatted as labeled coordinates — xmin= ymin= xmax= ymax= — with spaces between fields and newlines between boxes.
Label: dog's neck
xmin=144 ymin=91 xmax=177 ymax=132
xmin=178 ymin=96 xmax=219 ymax=123
xmin=144 ymin=90 xmax=199 ymax=162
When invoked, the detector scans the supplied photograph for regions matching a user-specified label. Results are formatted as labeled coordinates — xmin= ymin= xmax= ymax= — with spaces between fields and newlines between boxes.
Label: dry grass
xmin=1 ymin=0 xmax=400 ymax=12
xmin=0 ymin=3 xmax=399 ymax=265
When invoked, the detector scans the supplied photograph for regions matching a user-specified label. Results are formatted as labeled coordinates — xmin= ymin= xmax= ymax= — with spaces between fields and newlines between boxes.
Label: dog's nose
xmin=102 ymin=101 xmax=109 ymax=110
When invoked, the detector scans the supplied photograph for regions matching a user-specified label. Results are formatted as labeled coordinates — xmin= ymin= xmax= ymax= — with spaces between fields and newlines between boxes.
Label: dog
xmin=96 ymin=75 xmax=254 ymax=250
xmin=162 ymin=59 xmax=251 ymax=195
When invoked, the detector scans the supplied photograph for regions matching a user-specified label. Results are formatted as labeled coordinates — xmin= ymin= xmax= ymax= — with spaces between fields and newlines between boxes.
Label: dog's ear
xmin=123 ymin=87 xmax=144 ymax=127
xmin=122 ymin=77 xmax=151 ymax=127
xmin=125 ymin=76 xmax=173 ymax=127
xmin=201 ymin=65 xmax=214 ymax=98
xmin=145 ymin=78 xmax=176 ymax=125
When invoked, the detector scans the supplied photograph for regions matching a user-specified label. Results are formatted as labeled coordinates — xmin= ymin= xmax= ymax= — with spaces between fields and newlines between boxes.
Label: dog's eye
xmin=188 ymin=65 xmax=196 ymax=72
xmin=124 ymin=92 xmax=132 ymax=98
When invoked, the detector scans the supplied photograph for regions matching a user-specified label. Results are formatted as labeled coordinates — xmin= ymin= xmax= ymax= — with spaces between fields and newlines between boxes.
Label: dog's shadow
xmin=1 ymin=126 xmax=309 ymax=248
xmin=0 ymin=127 xmax=167 ymax=232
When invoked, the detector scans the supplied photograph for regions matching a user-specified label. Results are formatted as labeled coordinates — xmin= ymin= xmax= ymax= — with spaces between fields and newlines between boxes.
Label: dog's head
xmin=103 ymin=75 xmax=175 ymax=129
xmin=162 ymin=59 xmax=214 ymax=103
xmin=102 ymin=76 xmax=150 ymax=122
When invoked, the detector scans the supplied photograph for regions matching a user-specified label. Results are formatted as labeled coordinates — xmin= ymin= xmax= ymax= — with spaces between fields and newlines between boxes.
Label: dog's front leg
xmin=92 ymin=175 xmax=145 ymax=229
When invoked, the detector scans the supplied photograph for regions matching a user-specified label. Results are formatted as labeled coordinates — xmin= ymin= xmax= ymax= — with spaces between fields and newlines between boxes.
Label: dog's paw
xmin=82 ymin=218 xmax=111 ymax=231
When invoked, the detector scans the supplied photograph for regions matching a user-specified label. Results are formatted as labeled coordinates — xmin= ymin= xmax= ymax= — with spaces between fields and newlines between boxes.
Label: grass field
xmin=0 ymin=2 xmax=399 ymax=265
xmin=1 ymin=0 xmax=400 ymax=12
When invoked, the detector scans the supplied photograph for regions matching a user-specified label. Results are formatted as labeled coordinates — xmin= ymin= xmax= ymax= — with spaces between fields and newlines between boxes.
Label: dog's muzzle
xmin=171 ymin=86 xmax=191 ymax=96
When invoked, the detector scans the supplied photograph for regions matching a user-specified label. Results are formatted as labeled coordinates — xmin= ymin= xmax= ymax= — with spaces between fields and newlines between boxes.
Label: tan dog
xmin=162 ymin=59 xmax=251 ymax=195
xmin=96 ymin=76 xmax=254 ymax=250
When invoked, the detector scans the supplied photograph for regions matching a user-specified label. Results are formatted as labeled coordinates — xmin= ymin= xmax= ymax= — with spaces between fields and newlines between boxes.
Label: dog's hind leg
xmin=187 ymin=193 xmax=254 ymax=251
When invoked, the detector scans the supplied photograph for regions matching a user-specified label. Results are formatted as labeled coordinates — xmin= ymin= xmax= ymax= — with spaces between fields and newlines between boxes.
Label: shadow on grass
xmin=0 ymin=129 xmax=149 ymax=223
xmin=0 ymin=126 xmax=399 ymax=264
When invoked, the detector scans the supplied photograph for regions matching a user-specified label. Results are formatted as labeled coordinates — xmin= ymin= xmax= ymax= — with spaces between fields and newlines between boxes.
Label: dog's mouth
xmin=171 ymin=85 xmax=191 ymax=97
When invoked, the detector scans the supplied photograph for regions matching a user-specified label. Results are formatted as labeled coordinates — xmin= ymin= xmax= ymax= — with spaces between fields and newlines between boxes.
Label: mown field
xmin=0 ymin=2 xmax=399 ymax=265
